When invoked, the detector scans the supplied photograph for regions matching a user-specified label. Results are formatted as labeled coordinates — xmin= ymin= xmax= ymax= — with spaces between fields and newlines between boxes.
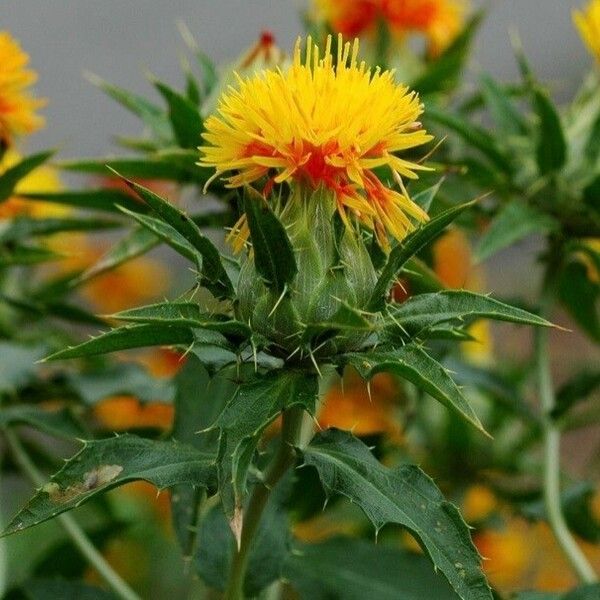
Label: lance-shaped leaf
xmin=0 ymin=217 xmax=120 ymax=243
xmin=341 ymin=346 xmax=485 ymax=433
xmin=44 ymin=323 xmax=196 ymax=361
xmin=0 ymin=151 xmax=54 ymax=202
xmin=475 ymin=201 xmax=557 ymax=262
xmin=284 ymin=537 xmax=459 ymax=600
xmin=0 ymin=244 xmax=62 ymax=266
xmin=299 ymin=429 xmax=492 ymax=600
xmin=244 ymin=186 xmax=297 ymax=294
xmin=19 ymin=189 xmax=146 ymax=214
xmin=213 ymin=370 xmax=318 ymax=519
xmin=122 ymin=177 xmax=233 ymax=299
xmin=0 ymin=406 xmax=86 ymax=440
xmin=480 ymin=73 xmax=528 ymax=136
xmin=154 ymin=80 xmax=203 ymax=149
xmin=1 ymin=435 xmax=216 ymax=536
xmin=533 ymin=86 xmax=566 ymax=175
xmin=111 ymin=301 xmax=251 ymax=341
xmin=387 ymin=290 xmax=553 ymax=340
xmin=368 ymin=202 xmax=474 ymax=311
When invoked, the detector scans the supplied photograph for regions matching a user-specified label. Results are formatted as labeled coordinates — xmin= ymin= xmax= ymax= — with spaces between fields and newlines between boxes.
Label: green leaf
xmin=284 ymin=537 xmax=459 ymax=600
xmin=244 ymin=186 xmax=297 ymax=294
xmin=533 ymin=86 xmax=567 ymax=175
xmin=111 ymin=302 xmax=251 ymax=341
xmin=154 ymin=81 xmax=203 ymax=148
xmin=480 ymin=73 xmax=528 ymax=136
xmin=387 ymin=290 xmax=552 ymax=339
xmin=72 ymin=226 xmax=160 ymax=287
xmin=44 ymin=323 xmax=195 ymax=361
xmin=67 ymin=362 xmax=175 ymax=406
xmin=19 ymin=189 xmax=148 ymax=214
xmin=123 ymin=178 xmax=233 ymax=299
xmin=554 ymin=370 xmax=600 ymax=420
xmin=86 ymin=72 xmax=171 ymax=141
xmin=0 ymin=217 xmax=120 ymax=243
xmin=475 ymin=201 xmax=557 ymax=262
xmin=425 ymin=105 xmax=513 ymax=174
xmin=1 ymin=434 xmax=216 ymax=536
xmin=412 ymin=180 xmax=444 ymax=212
xmin=118 ymin=206 xmax=199 ymax=264
xmin=0 ymin=151 xmax=54 ymax=202
xmin=558 ymin=261 xmax=600 ymax=342
xmin=0 ymin=342 xmax=46 ymax=394
xmin=0 ymin=406 xmax=86 ymax=439
xmin=23 ymin=578 xmax=117 ymax=599
xmin=214 ymin=370 xmax=318 ymax=518
xmin=342 ymin=346 xmax=485 ymax=433
xmin=412 ymin=12 xmax=483 ymax=96
xmin=299 ymin=429 xmax=492 ymax=600
xmin=368 ymin=201 xmax=474 ymax=311
xmin=58 ymin=158 xmax=188 ymax=181
xmin=0 ymin=244 xmax=62 ymax=266
xmin=563 ymin=584 xmax=600 ymax=600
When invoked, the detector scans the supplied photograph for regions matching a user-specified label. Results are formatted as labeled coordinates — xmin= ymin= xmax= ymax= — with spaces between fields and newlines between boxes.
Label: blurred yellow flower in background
xmin=312 ymin=0 xmax=466 ymax=57
xmin=200 ymin=35 xmax=431 ymax=250
xmin=0 ymin=31 xmax=45 ymax=146
xmin=574 ymin=0 xmax=600 ymax=63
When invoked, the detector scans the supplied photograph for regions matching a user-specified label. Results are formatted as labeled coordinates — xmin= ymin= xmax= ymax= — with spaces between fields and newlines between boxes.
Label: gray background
xmin=0 ymin=0 xmax=591 ymax=157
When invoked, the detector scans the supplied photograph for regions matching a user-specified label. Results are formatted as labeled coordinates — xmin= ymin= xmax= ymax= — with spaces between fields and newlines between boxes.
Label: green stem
xmin=536 ymin=292 xmax=598 ymax=584
xmin=224 ymin=406 xmax=307 ymax=600
xmin=4 ymin=429 xmax=142 ymax=600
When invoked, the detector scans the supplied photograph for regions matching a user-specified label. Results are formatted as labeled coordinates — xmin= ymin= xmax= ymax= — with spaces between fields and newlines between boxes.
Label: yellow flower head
xmin=0 ymin=31 xmax=45 ymax=145
xmin=574 ymin=0 xmax=600 ymax=63
xmin=200 ymin=35 xmax=432 ymax=249
xmin=312 ymin=0 xmax=466 ymax=57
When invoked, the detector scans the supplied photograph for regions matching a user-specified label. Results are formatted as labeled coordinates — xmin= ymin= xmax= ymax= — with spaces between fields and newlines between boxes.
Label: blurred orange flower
xmin=93 ymin=395 xmax=173 ymax=431
xmin=0 ymin=31 xmax=45 ymax=145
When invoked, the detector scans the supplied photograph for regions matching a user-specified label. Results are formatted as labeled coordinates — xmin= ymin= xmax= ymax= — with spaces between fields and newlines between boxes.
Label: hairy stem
xmin=4 ymin=429 xmax=142 ymax=600
xmin=536 ymin=292 xmax=598 ymax=584
xmin=224 ymin=406 xmax=307 ymax=600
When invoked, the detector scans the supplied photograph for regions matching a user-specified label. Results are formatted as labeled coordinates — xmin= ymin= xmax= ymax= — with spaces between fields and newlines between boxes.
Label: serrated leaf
xmin=19 ymin=189 xmax=148 ymax=214
xmin=425 ymin=105 xmax=513 ymax=174
xmin=475 ymin=201 xmax=557 ymax=262
xmin=244 ymin=186 xmax=297 ymax=294
xmin=302 ymin=302 xmax=374 ymax=343
xmin=0 ymin=151 xmax=54 ymax=202
xmin=284 ymin=537 xmax=459 ymax=600
xmin=44 ymin=323 xmax=195 ymax=361
xmin=154 ymin=80 xmax=203 ymax=148
xmin=213 ymin=371 xmax=318 ymax=518
xmin=533 ymin=86 xmax=567 ymax=175
xmin=118 ymin=206 xmax=199 ymax=264
xmin=387 ymin=290 xmax=552 ymax=339
xmin=2 ymin=435 xmax=216 ymax=536
xmin=368 ymin=202 xmax=474 ymax=311
xmin=0 ymin=406 xmax=86 ymax=440
xmin=342 ymin=346 xmax=485 ymax=433
xmin=412 ymin=13 xmax=483 ymax=96
xmin=123 ymin=178 xmax=233 ymax=299
xmin=299 ymin=429 xmax=492 ymax=600
xmin=111 ymin=302 xmax=251 ymax=341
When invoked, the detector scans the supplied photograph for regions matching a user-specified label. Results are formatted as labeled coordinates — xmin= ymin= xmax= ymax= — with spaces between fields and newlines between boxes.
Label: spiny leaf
xmin=387 ymin=290 xmax=553 ymax=339
xmin=368 ymin=202 xmax=474 ymax=311
xmin=44 ymin=323 xmax=195 ymax=361
xmin=244 ymin=186 xmax=297 ymax=294
xmin=342 ymin=346 xmax=486 ymax=433
xmin=2 ymin=435 xmax=216 ymax=536
xmin=299 ymin=429 xmax=492 ymax=600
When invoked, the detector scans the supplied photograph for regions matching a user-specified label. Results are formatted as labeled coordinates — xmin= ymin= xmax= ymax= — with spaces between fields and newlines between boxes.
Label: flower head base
xmin=574 ymin=0 xmax=600 ymax=63
xmin=200 ymin=35 xmax=432 ymax=250
xmin=0 ymin=32 xmax=45 ymax=146
xmin=312 ymin=0 xmax=466 ymax=57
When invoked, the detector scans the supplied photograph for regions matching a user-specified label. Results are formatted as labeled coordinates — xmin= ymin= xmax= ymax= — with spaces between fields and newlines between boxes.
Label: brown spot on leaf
xmin=43 ymin=464 xmax=123 ymax=504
